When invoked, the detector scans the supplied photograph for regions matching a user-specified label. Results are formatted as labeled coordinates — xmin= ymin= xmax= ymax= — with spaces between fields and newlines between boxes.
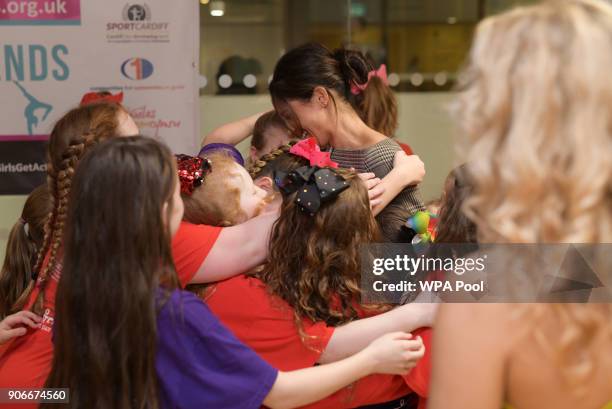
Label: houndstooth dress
xmin=330 ymin=138 xmax=425 ymax=242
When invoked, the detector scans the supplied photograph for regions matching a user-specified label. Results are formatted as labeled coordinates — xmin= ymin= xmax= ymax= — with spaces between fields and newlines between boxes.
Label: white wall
xmin=0 ymin=92 xmax=457 ymax=262
xmin=395 ymin=92 xmax=456 ymax=201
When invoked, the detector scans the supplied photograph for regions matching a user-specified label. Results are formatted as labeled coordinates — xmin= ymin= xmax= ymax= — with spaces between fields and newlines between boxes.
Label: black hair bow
xmin=274 ymin=166 xmax=350 ymax=214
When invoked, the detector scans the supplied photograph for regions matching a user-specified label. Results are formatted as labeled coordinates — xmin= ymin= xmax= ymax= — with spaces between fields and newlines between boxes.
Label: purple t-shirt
xmin=156 ymin=289 xmax=278 ymax=409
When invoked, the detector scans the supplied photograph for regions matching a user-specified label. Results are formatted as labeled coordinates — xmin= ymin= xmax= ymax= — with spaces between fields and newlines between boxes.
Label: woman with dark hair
xmin=269 ymin=43 xmax=425 ymax=242
xmin=43 ymin=136 xmax=421 ymax=409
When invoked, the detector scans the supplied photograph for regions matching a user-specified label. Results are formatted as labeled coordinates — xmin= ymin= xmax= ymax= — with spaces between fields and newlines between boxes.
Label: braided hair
xmin=247 ymin=141 xmax=299 ymax=179
xmin=22 ymin=102 xmax=126 ymax=315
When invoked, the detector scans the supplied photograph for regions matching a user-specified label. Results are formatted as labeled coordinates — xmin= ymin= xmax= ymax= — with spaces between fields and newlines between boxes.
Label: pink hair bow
xmin=350 ymin=64 xmax=388 ymax=95
xmin=289 ymin=137 xmax=339 ymax=168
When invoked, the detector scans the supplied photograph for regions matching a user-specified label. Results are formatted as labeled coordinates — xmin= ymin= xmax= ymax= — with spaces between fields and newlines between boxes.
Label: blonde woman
xmin=429 ymin=1 xmax=612 ymax=408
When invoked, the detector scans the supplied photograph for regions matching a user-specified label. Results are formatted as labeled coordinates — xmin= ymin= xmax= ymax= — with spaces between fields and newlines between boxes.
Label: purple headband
xmin=198 ymin=143 xmax=244 ymax=167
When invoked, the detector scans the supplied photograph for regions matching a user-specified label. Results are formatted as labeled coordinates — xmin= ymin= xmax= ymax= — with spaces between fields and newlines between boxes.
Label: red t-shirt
xmin=171 ymin=221 xmax=222 ymax=287
xmin=0 ymin=221 xmax=221 ymax=403
xmin=205 ymin=275 xmax=432 ymax=408
xmin=0 ymin=254 xmax=59 ymax=409
xmin=399 ymin=142 xmax=414 ymax=156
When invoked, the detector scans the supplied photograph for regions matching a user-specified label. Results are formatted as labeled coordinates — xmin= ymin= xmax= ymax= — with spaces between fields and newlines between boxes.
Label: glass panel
xmin=485 ymin=0 xmax=540 ymax=16
xmin=199 ymin=0 xmax=542 ymax=94
xmin=199 ymin=0 xmax=285 ymax=95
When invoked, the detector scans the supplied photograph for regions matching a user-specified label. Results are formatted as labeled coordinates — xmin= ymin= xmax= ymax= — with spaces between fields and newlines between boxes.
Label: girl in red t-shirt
xmin=177 ymin=146 xmax=434 ymax=408
xmin=0 ymin=97 xmax=139 ymax=402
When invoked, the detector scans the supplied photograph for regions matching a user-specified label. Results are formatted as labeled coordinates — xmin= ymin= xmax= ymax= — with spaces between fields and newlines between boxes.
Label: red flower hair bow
xmin=80 ymin=91 xmax=124 ymax=106
xmin=289 ymin=137 xmax=338 ymax=168
xmin=176 ymin=154 xmax=212 ymax=195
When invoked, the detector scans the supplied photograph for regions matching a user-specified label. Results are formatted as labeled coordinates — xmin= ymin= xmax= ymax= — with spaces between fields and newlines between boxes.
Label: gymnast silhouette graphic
xmin=13 ymin=81 xmax=53 ymax=135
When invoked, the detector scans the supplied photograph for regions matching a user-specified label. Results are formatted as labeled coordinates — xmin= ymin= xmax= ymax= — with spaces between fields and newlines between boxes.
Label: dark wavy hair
xmin=43 ymin=136 xmax=179 ymax=409
xmin=0 ymin=184 xmax=50 ymax=318
xmin=258 ymin=168 xmax=383 ymax=331
xmin=435 ymin=165 xmax=477 ymax=244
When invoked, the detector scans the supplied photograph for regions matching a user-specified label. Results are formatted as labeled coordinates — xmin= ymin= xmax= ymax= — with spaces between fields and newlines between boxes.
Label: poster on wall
xmin=0 ymin=0 xmax=200 ymax=194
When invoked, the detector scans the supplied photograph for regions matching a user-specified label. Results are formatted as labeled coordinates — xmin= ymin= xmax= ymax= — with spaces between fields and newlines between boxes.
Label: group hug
xmin=0 ymin=1 xmax=610 ymax=408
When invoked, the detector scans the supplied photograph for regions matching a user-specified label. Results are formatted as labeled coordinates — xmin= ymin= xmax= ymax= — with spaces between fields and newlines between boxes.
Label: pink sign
xmin=0 ymin=0 xmax=80 ymax=25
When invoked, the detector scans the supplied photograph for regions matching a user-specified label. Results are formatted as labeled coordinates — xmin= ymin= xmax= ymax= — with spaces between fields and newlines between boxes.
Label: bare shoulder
xmin=437 ymin=303 xmax=514 ymax=323
xmin=429 ymin=303 xmax=515 ymax=409
xmin=435 ymin=303 xmax=520 ymax=349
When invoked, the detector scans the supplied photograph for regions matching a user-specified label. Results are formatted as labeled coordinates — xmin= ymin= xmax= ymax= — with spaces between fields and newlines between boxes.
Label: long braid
xmin=11 ymin=102 xmax=123 ymax=314
xmin=247 ymin=141 xmax=296 ymax=178
xmin=12 ymin=171 xmax=57 ymax=313
xmin=32 ymin=170 xmax=57 ymax=276
xmin=32 ymin=135 xmax=96 ymax=315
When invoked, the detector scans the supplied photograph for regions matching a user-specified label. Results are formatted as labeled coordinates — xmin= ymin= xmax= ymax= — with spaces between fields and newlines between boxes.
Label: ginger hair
xmin=247 ymin=142 xmax=298 ymax=179
xmin=15 ymin=102 xmax=126 ymax=315
xmin=182 ymin=152 xmax=247 ymax=227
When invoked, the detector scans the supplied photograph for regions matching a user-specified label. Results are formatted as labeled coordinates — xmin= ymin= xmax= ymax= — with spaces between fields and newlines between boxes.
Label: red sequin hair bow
xmin=176 ymin=154 xmax=212 ymax=195
xmin=80 ymin=91 xmax=124 ymax=106
xmin=289 ymin=137 xmax=338 ymax=168
xmin=350 ymin=64 xmax=388 ymax=95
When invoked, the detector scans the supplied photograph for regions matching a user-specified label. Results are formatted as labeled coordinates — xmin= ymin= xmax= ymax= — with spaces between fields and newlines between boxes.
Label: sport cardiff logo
xmin=122 ymin=3 xmax=151 ymax=21
xmin=121 ymin=57 xmax=154 ymax=80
